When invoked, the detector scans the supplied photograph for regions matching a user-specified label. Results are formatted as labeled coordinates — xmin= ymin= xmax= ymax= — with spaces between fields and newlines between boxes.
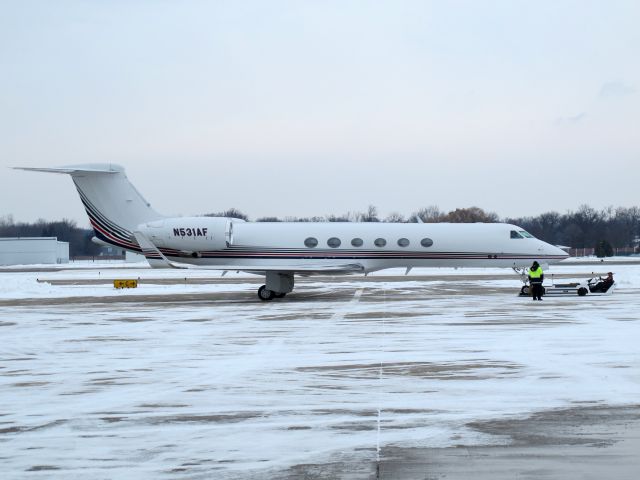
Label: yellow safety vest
xmin=529 ymin=267 xmax=543 ymax=279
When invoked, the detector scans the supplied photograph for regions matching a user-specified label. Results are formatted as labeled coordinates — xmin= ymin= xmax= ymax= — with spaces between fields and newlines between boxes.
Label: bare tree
xmin=326 ymin=214 xmax=351 ymax=222
xmin=203 ymin=208 xmax=249 ymax=221
xmin=356 ymin=205 xmax=379 ymax=222
xmin=385 ymin=212 xmax=405 ymax=223
xmin=0 ymin=214 xmax=14 ymax=227
xmin=441 ymin=207 xmax=499 ymax=223
xmin=409 ymin=206 xmax=442 ymax=223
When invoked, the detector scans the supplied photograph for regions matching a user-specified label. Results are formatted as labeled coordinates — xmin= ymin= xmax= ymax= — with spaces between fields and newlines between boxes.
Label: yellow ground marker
xmin=114 ymin=279 xmax=138 ymax=289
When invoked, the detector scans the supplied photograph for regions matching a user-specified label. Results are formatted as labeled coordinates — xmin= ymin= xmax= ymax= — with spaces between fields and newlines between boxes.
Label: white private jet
xmin=16 ymin=164 xmax=568 ymax=300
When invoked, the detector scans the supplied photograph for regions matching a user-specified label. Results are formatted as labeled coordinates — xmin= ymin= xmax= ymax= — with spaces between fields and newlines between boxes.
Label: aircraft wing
xmin=167 ymin=262 xmax=364 ymax=274
xmin=133 ymin=231 xmax=364 ymax=274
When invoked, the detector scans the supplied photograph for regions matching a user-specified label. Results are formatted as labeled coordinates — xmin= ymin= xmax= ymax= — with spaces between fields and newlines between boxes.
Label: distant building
xmin=0 ymin=237 xmax=69 ymax=266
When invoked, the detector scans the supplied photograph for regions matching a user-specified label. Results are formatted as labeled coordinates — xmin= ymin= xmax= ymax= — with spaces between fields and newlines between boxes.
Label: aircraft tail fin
xmin=15 ymin=164 xmax=164 ymax=251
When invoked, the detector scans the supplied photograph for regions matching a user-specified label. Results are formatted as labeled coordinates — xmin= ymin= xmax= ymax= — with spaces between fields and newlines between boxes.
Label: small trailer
xmin=519 ymin=276 xmax=615 ymax=297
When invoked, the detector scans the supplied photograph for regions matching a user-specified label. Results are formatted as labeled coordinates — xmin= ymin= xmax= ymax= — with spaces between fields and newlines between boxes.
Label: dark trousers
xmin=531 ymin=282 xmax=543 ymax=300
xmin=591 ymin=280 xmax=613 ymax=293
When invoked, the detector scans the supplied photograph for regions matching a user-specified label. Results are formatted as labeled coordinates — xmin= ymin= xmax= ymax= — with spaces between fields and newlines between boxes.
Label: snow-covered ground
xmin=0 ymin=261 xmax=639 ymax=478
xmin=1 ymin=257 xmax=639 ymax=300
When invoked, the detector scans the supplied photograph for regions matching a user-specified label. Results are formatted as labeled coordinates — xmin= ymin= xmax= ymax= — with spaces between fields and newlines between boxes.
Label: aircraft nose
xmin=542 ymin=242 xmax=569 ymax=259
xmin=538 ymin=241 xmax=569 ymax=263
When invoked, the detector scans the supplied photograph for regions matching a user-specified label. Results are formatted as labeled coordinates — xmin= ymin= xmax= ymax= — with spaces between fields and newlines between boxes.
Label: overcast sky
xmin=1 ymin=0 xmax=638 ymax=226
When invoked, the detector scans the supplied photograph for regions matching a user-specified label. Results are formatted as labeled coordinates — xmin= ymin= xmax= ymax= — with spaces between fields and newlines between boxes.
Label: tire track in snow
xmin=329 ymin=287 xmax=364 ymax=321
xmin=376 ymin=287 xmax=387 ymax=477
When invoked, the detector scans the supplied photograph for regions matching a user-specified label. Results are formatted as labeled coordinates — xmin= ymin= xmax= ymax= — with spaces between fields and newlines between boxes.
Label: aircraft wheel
xmin=520 ymin=285 xmax=530 ymax=296
xmin=274 ymin=292 xmax=287 ymax=298
xmin=258 ymin=285 xmax=275 ymax=301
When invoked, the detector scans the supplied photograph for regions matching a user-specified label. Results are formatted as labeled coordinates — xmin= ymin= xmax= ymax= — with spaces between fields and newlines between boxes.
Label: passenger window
xmin=351 ymin=238 xmax=363 ymax=247
xmin=327 ymin=237 xmax=341 ymax=248
xmin=304 ymin=237 xmax=318 ymax=248
xmin=420 ymin=238 xmax=433 ymax=247
xmin=397 ymin=238 xmax=410 ymax=247
xmin=374 ymin=238 xmax=387 ymax=247
xmin=510 ymin=230 xmax=523 ymax=239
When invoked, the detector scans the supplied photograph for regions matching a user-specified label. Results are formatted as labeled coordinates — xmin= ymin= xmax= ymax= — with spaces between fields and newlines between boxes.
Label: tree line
xmin=2 ymin=205 xmax=639 ymax=257
xmin=505 ymin=205 xmax=640 ymax=251
xmin=207 ymin=204 xmax=640 ymax=253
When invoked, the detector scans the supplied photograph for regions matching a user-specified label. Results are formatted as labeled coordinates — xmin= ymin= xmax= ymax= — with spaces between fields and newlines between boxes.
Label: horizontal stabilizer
xmin=17 ymin=164 xmax=163 ymax=242
xmin=13 ymin=165 xmax=119 ymax=175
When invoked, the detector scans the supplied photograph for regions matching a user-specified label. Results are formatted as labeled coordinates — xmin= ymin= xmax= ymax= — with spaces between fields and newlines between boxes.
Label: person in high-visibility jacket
xmin=528 ymin=261 xmax=544 ymax=300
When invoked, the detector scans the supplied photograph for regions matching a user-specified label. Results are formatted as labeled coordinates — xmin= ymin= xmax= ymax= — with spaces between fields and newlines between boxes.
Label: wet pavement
xmin=1 ymin=268 xmax=639 ymax=478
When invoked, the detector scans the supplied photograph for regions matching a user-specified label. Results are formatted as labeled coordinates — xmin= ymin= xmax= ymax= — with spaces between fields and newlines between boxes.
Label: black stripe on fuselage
xmin=163 ymin=251 xmax=566 ymax=261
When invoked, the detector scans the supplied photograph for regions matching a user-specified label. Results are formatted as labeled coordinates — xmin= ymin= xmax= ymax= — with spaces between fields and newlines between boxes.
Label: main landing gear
xmin=257 ymin=285 xmax=287 ymax=301
xmin=257 ymin=272 xmax=295 ymax=301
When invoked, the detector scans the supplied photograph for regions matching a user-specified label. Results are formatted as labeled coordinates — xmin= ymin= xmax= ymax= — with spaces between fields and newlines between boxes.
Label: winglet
xmin=133 ymin=231 xmax=187 ymax=269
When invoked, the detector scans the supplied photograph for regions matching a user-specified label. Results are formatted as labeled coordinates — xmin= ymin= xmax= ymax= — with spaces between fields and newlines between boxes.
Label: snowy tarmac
xmin=1 ymin=260 xmax=639 ymax=479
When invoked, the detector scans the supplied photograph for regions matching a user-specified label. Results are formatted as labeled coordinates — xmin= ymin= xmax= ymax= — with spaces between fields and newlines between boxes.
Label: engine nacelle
xmin=136 ymin=216 xmax=235 ymax=254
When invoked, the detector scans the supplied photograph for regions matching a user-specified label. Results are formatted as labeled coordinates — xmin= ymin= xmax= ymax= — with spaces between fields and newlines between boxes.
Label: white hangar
xmin=0 ymin=237 xmax=69 ymax=266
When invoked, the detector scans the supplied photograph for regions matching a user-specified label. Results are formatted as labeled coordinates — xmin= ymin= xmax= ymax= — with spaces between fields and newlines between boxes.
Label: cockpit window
xmin=519 ymin=230 xmax=534 ymax=238
xmin=510 ymin=230 xmax=524 ymax=239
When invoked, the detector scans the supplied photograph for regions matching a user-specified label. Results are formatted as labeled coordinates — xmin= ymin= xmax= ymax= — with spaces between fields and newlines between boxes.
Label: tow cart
xmin=515 ymin=268 xmax=615 ymax=297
